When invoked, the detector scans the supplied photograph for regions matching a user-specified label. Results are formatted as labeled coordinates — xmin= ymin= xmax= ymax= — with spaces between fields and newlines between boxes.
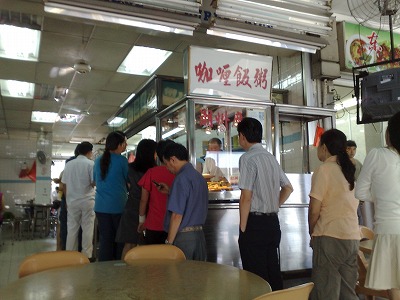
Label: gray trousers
xmin=310 ymin=236 xmax=359 ymax=300
xmin=174 ymin=230 xmax=207 ymax=261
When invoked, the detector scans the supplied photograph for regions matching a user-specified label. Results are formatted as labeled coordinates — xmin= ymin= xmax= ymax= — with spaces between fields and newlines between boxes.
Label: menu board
xmin=342 ymin=22 xmax=400 ymax=71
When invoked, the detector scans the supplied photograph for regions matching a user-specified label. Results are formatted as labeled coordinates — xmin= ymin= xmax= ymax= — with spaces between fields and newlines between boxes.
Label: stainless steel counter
xmin=205 ymin=173 xmax=313 ymax=272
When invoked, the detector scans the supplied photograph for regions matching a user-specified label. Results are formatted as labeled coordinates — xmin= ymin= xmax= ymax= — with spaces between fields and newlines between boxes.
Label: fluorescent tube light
xmin=107 ymin=117 xmax=127 ymax=127
xmin=216 ymin=0 xmax=332 ymax=36
xmin=31 ymin=111 xmax=59 ymax=123
xmin=334 ymin=98 xmax=357 ymax=111
xmin=207 ymin=29 xmax=319 ymax=54
xmin=44 ymin=2 xmax=195 ymax=36
xmin=120 ymin=93 xmax=136 ymax=108
xmin=118 ymin=46 xmax=172 ymax=76
xmin=0 ymin=80 xmax=35 ymax=99
xmin=0 ymin=25 xmax=41 ymax=61
xmin=162 ymin=127 xmax=184 ymax=139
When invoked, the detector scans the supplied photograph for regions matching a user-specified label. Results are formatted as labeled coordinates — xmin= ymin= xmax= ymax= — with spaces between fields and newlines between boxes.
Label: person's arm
xmin=138 ymin=188 xmax=150 ymax=232
xmin=239 ymin=189 xmax=252 ymax=232
xmin=279 ymin=183 xmax=294 ymax=206
xmin=308 ymin=197 xmax=322 ymax=236
xmin=166 ymin=212 xmax=183 ymax=244
xmin=355 ymin=150 xmax=376 ymax=202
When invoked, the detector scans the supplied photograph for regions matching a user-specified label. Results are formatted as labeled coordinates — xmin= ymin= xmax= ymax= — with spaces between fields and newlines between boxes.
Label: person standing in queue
xmin=159 ymin=143 xmax=208 ymax=261
xmin=137 ymin=139 xmax=176 ymax=245
xmin=116 ymin=139 xmax=157 ymax=259
xmin=355 ymin=111 xmax=400 ymax=300
xmin=237 ymin=117 xmax=293 ymax=291
xmin=346 ymin=140 xmax=364 ymax=225
xmin=308 ymin=129 xmax=359 ymax=300
xmin=94 ymin=131 xmax=129 ymax=261
xmin=62 ymin=141 xmax=95 ymax=260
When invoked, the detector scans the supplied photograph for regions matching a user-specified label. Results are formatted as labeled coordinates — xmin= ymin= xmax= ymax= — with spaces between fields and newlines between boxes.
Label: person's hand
xmin=137 ymin=223 xmax=145 ymax=233
xmin=157 ymin=182 xmax=170 ymax=195
xmin=309 ymin=237 xmax=313 ymax=249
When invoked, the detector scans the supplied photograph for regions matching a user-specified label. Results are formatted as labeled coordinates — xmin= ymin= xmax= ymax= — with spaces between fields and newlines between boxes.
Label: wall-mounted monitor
xmin=360 ymin=68 xmax=400 ymax=123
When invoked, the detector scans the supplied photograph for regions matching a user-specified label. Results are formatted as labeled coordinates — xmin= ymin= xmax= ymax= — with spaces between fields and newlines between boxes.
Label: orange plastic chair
xmin=124 ymin=244 xmax=186 ymax=264
xmin=253 ymin=282 xmax=314 ymax=300
xmin=18 ymin=250 xmax=90 ymax=278
xmin=360 ymin=225 xmax=374 ymax=241
xmin=356 ymin=250 xmax=390 ymax=300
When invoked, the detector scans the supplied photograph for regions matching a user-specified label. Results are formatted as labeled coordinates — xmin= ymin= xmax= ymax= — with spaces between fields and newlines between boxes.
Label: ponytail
xmin=320 ymin=129 xmax=355 ymax=191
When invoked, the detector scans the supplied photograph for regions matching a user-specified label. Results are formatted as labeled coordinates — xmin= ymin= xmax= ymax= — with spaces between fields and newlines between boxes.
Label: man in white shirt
xmin=202 ymin=138 xmax=227 ymax=182
xmin=62 ymin=142 xmax=95 ymax=259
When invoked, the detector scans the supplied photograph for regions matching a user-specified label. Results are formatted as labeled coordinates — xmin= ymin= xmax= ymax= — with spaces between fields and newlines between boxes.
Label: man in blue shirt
xmin=161 ymin=143 xmax=208 ymax=261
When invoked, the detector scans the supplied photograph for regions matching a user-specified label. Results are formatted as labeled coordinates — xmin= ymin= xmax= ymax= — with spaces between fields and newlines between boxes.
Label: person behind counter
xmin=202 ymin=137 xmax=227 ymax=182
xmin=236 ymin=117 xmax=293 ymax=291
xmin=159 ymin=143 xmax=208 ymax=261
xmin=355 ymin=111 xmax=400 ymax=300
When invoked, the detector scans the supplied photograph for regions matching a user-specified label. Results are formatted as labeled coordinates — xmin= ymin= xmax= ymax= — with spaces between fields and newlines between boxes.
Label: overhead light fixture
xmin=44 ymin=2 xmax=196 ymax=36
xmin=0 ymin=24 xmax=41 ymax=61
xmin=69 ymin=137 xmax=95 ymax=144
xmin=57 ymin=114 xmax=84 ymax=123
xmin=215 ymin=0 xmax=332 ymax=36
xmin=120 ymin=93 xmax=136 ymax=108
xmin=162 ymin=127 xmax=184 ymax=139
xmin=207 ymin=28 xmax=319 ymax=54
xmin=207 ymin=19 xmax=327 ymax=54
xmin=0 ymin=80 xmax=35 ymax=99
xmin=31 ymin=111 xmax=58 ymax=123
xmin=334 ymin=98 xmax=357 ymax=111
xmin=118 ymin=46 xmax=172 ymax=76
xmin=107 ymin=116 xmax=127 ymax=127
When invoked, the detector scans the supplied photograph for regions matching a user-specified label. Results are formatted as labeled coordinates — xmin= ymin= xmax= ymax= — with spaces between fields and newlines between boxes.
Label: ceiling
xmin=0 ymin=0 xmax=352 ymax=159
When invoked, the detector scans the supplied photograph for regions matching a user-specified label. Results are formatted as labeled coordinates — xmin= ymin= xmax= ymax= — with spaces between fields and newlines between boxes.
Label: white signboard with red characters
xmin=184 ymin=46 xmax=273 ymax=101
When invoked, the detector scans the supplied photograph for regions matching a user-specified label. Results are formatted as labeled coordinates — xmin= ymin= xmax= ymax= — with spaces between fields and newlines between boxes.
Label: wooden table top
xmin=359 ymin=239 xmax=374 ymax=254
xmin=0 ymin=260 xmax=271 ymax=299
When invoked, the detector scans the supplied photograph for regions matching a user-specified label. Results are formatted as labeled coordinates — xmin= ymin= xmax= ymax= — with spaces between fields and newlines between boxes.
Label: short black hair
xmin=163 ymin=143 xmax=189 ymax=162
xmin=237 ymin=117 xmax=262 ymax=143
xmin=346 ymin=140 xmax=357 ymax=148
xmin=79 ymin=141 xmax=93 ymax=155
xmin=156 ymin=139 xmax=175 ymax=160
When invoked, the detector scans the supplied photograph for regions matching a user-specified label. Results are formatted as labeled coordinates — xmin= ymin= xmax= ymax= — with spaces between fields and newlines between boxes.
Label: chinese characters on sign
xmin=194 ymin=62 xmax=269 ymax=89
xmin=186 ymin=46 xmax=273 ymax=101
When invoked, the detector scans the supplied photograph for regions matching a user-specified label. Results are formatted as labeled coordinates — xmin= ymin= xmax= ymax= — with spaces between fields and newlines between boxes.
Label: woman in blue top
xmin=94 ymin=131 xmax=129 ymax=261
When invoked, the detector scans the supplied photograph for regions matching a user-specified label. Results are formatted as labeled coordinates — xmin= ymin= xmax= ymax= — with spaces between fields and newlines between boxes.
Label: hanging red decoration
xmin=199 ymin=107 xmax=213 ymax=127
xmin=233 ymin=111 xmax=243 ymax=127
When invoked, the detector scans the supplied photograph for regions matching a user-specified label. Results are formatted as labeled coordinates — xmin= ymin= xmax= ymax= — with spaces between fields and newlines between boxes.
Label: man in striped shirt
xmin=237 ymin=117 xmax=293 ymax=291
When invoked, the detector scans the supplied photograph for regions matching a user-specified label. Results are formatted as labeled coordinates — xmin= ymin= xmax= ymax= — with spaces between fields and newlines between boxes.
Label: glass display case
xmin=156 ymin=96 xmax=273 ymax=201
xmin=111 ymin=75 xmax=184 ymax=136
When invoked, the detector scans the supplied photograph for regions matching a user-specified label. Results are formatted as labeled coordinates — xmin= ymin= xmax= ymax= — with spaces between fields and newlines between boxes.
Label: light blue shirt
xmin=238 ymin=143 xmax=291 ymax=213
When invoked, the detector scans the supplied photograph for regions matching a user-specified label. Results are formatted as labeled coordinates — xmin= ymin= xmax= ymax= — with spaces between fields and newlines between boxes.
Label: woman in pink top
xmin=308 ymin=129 xmax=360 ymax=300
xmin=138 ymin=140 xmax=176 ymax=244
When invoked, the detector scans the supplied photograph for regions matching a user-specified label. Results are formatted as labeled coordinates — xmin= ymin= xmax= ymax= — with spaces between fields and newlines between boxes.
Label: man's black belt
xmin=249 ymin=212 xmax=277 ymax=216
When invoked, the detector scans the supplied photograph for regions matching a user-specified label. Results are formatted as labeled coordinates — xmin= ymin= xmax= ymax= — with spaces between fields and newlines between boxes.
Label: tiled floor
xmin=0 ymin=227 xmax=57 ymax=288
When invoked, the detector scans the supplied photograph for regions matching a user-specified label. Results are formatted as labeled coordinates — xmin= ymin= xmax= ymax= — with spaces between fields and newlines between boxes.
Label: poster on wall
xmin=184 ymin=46 xmax=273 ymax=101
xmin=339 ymin=22 xmax=400 ymax=71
